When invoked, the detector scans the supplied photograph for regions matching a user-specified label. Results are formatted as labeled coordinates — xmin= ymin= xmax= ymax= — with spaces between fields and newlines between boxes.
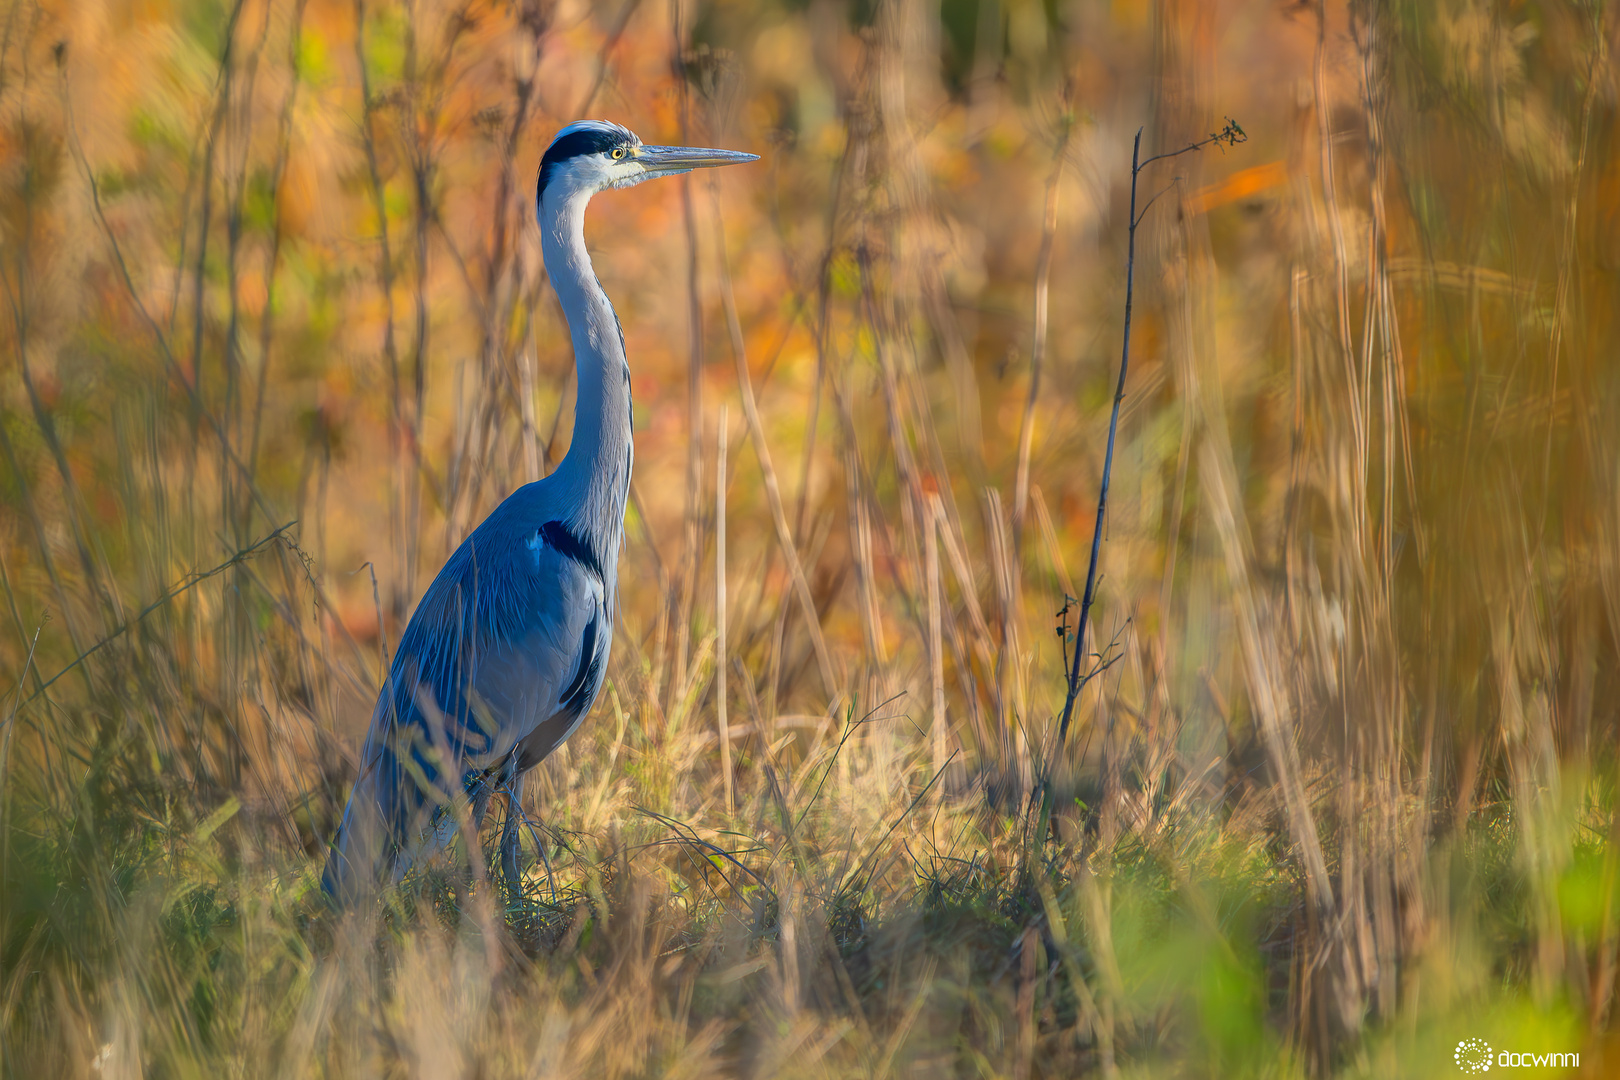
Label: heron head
xmin=537 ymin=120 xmax=758 ymax=209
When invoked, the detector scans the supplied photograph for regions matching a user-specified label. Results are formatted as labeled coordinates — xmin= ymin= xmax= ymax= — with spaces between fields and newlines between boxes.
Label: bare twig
xmin=573 ymin=0 xmax=644 ymax=118
xmin=1054 ymin=119 xmax=1244 ymax=754
xmin=23 ymin=522 xmax=300 ymax=707
xmin=1036 ymin=121 xmax=1245 ymax=844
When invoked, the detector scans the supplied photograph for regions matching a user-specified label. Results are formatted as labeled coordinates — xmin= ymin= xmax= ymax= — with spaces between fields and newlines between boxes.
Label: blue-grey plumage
xmin=323 ymin=121 xmax=758 ymax=905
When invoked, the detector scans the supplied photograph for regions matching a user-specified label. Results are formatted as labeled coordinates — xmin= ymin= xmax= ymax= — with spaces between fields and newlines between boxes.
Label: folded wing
xmin=322 ymin=520 xmax=610 ymax=902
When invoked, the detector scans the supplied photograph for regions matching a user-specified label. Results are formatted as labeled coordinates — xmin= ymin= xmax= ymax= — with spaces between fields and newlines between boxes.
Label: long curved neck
xmin=539 ymin=189 xmax=633 ymax=571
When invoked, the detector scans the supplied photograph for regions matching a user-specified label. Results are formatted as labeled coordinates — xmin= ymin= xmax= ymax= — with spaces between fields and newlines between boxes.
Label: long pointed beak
xmin=635 ymin=145 xmax=759 ymax=178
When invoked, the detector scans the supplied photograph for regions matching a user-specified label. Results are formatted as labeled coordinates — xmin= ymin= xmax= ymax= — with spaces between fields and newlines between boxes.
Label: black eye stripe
xmin=537 ymin=125 xmax=637 ymax=202
xmin=544 ymin=128 xmax=621 ymax=163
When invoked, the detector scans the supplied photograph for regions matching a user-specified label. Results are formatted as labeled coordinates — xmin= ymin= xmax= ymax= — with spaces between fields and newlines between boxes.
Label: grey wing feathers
xmin=322 ymin=517 xmax=611 ymax=902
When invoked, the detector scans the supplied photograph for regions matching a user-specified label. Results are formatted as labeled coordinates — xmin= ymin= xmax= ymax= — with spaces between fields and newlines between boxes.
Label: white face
xmin=538 ymin=120 xmax=760 ymax=209
xmin=547 ymin=148 xmax=655 ymax=197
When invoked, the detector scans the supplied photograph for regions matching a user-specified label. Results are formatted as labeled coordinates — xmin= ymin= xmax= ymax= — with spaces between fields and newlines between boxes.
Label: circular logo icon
xmin=1455 ymin=1038 xmax=1492 ymax=1073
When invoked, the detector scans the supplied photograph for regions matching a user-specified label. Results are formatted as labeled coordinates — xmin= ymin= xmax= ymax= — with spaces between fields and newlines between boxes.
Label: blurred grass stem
xmin=716 ymin=402 xmax=732 ymax=815
xmin=1012 ymin=109 xmax=1071 ymax=553
xmin=709 ymin=184 xmax=840 ymax=710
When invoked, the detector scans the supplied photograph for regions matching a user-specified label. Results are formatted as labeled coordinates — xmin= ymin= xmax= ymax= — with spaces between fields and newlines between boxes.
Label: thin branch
xmin=573 ymin=0 xmax=643 ymax=118
xmin=1132 ymin=179 xmax=1180 ymax=229
xmin=854 ymin=749 xmax=958 ymax=895
xmin=635 ymin=806 xmax=779 ymax=903
xmin=1052 ymin=119 xmax=1245 ymax=760
xmin=23 ymin=523 xmax=300 ymax=707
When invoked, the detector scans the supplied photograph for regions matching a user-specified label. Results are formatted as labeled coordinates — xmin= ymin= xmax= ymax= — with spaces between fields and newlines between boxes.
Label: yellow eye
xmin=611 ymin=147 xmax=626 ymax=159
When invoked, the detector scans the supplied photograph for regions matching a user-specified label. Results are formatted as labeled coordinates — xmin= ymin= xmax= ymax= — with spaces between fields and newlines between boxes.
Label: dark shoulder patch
xmin=540 ymin=520 xmax=604 ymax=581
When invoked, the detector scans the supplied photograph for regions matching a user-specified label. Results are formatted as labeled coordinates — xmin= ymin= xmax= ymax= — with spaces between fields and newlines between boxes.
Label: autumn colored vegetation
xmin=2 ymin=0 xmax=1618 ymax=1075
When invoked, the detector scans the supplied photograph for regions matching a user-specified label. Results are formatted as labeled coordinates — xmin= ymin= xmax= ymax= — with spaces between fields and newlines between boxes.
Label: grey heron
xmin=323 ymin=120 xmax=757 ymax=905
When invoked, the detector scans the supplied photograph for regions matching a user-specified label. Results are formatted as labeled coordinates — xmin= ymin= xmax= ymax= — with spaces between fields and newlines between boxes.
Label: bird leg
xmin=500 ymin=770 xmax=526 ymax=905
xmin=468 ymin=778 xmax=494 ymax=832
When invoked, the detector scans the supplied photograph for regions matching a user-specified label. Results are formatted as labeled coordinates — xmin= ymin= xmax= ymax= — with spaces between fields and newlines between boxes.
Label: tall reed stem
xmin=1054 ymin=129 xmax=1142 ymax=752
xmin=1048 ymin=121 xmax=1244 ymax=819
xmin=716 ymin=403 xmax=732 ymax=815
